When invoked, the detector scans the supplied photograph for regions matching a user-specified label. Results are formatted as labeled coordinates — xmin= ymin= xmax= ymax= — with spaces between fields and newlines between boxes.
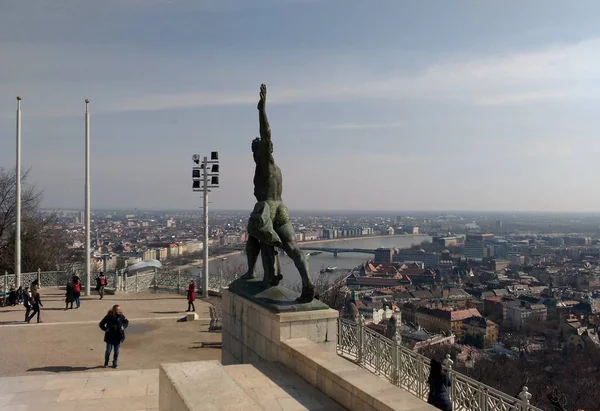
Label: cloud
xmin=3 ymin=35 xmax=600 ymax=118
xmin=327 ymin=122 xmax=406 ymax=130
xmin=473 ymin=89 xmax=587 ymax=107
xmin=105 ymin=38 xmax=600 ymax=112
xmin=115 ymin=91 xmax=257 ymax=112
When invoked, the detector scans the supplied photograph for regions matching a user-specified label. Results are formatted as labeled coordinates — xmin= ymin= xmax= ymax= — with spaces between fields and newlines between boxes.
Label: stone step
xmin=223 ymin=363 xmax=346 ymax=410
xmin=0 ymin=368 xmax=159 ymax=410
xmin=159 ymin=360 xmax=262 ymax=411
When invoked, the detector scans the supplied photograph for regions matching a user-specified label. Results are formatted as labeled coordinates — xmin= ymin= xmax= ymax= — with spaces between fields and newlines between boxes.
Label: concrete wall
xmin=221 ymin=289 xmax=339 ymax=365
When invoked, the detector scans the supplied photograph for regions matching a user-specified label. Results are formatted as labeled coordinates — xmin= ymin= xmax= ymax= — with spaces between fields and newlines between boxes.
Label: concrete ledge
xmin=159 ymin=361 xmax=261 ymax=411
xmin=280 ymin=338 xmax=437 ymax=411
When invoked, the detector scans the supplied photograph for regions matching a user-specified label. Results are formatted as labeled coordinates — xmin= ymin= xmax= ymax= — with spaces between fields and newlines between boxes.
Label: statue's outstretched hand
xmin=257 ymin=84 xmax=267 ymax=110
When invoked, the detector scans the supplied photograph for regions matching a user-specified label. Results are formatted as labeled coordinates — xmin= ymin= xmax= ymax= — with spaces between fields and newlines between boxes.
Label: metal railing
xmin=0 ymin=269 xmax=223 ymax=295
xmin=0 ymin=270 xmax=122 ymax=292
xmin=337 ymin=317 xmax=542 ymax=411
xmin=112 ymin=269 xmax=224 ymax=295
xmin=1 ymin=270 xmax=72 ymax=289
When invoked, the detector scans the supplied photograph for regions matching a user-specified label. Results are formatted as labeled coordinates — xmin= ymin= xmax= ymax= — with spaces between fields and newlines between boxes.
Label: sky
xmin=2 ymin=0 xmax=600 ymax=212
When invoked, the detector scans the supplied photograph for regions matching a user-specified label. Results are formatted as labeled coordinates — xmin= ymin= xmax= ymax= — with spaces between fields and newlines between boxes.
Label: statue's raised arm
xmin=257 ymin=84 xmax=271 ymax=143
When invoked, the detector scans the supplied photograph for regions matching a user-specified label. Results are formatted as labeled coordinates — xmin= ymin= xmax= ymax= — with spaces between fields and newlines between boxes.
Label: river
xmin=186 ymin=235 xmax=431 ymax=287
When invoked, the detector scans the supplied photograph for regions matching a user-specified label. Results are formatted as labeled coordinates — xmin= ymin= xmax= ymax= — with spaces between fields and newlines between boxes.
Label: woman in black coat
xmin=427 ymin=358 xmax=452 ymax=411
xmin=65 ymin=281 xmax=75 ymax=310
xmin=99 ymin=304 xmax=129 ymax=369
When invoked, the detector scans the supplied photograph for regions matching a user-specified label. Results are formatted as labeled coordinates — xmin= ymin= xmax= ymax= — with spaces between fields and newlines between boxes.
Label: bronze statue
xmin=241 ymin=84 xmax=315 ymax=303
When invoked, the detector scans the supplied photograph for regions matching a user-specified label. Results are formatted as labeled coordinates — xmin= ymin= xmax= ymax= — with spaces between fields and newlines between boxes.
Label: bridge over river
xmin=298 ymin=246 xmax=376 ymax=257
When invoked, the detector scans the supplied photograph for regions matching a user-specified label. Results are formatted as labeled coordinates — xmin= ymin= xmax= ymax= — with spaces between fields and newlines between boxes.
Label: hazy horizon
xmin=3 ymin=1 xmax=600 ymax=212
xmin=42 ymin=206 xmax=600 ymax=216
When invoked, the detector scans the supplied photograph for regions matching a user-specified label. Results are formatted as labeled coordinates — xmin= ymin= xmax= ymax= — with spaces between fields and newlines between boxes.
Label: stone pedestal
xmin=185 ymin=312 xmax=199 ymax=321
xmin=221 ymin=286 xmax=339 ymax=365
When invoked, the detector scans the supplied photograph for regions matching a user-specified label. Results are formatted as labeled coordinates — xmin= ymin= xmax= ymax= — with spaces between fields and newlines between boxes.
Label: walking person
xmin=186 ymin=280 xmax=196 ymax=312
xmin=427 ymin=359 xmax=452 ymax=411
xmin=26 ymin=288 xmax=43 ymax=324
xmin=73 ymin=275 xmax=81 ymax=308
xmin=99 ymin=305 xmax=129 ymax=369
xmin=96 ymin=272 xmax=106 ymax=299
xmin=65 ymin=280 xmax=75 ymax=310
xmin=23 ymin=287 xmax=32 ymax=322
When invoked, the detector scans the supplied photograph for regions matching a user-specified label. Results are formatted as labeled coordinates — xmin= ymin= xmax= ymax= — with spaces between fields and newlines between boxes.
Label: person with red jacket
xmin=72 ymin=274 xmax=82 ymax=308
xmin=186 ymin=280 xmax=196 ymax=312
xmin=96 ymin=272 xmax=107 ymax=299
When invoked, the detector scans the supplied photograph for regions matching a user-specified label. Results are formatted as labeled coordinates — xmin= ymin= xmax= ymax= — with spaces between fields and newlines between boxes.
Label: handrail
xmin=336 ymin=317 xmax=542 ymax=411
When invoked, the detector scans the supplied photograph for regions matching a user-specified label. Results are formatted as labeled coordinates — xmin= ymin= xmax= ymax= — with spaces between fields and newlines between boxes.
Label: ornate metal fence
xmin=111 ymin=269 xmax=223 ymax=295
xmin=1 ymin=270 xmax=71 ymax=289
xmin=0 ymin=270 xmax=122 ymax=291
xmin=337 ymin=317 xmax=542 ymax=411
xmin=1 ymin=268 xmax=223 ymax=295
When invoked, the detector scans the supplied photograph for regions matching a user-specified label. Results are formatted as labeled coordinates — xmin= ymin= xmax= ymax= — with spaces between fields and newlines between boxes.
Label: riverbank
xmin=168 ymin=234 xmax=426 ymax=271
xmin=167 ymin=251 xmax=243 ymax=271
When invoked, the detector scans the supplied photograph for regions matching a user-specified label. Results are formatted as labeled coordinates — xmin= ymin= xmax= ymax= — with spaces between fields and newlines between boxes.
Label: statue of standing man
xmin=241 ymin=84 xmax=315 ymax=303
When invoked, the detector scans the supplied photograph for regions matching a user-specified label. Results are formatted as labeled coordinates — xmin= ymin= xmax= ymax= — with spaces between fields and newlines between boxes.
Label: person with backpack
xmin=99 ymin=305 xmax=129 ymax=369
xmin=23 ymin=287 xmax=32 ymax=322
xmin=96 ymin=272 xmax=106 ymax=300
xmin=72 ymin=275 xmax=82 ymax=308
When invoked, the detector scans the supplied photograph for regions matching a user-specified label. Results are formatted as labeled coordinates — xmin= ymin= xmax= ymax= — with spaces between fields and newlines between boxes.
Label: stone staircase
xmin=160 ymin=360 xmax=346 ymax=411
xmin=224 ymin=362 xmax=346 ymax=410
xmin=0 ymin=362 xmax=344 ymax=411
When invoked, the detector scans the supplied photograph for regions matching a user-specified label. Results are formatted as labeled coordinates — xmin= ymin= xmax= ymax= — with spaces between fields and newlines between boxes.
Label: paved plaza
xmin=0 ymin=288 xmax=222 ymax=410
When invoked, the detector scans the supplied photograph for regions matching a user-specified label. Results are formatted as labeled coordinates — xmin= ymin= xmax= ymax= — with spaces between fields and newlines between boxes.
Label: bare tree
xmin=0 ymin=167 xmax=74 ymax=273
xmin=0 ymin=167 xmax=41 ymax=242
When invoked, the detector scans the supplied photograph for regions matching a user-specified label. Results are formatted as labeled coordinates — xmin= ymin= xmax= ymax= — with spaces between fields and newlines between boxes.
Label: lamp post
xmin=15 ymin=97 xmax=22 ymax=288
xmin=192 ymin=152 xmax=219 ymax=298
xmin=84 ymin=99 xmax=91 ymax=296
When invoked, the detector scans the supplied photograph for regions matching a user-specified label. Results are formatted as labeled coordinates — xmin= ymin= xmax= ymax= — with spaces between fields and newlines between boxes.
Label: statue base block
xmin=221 ymin=284 xmax=339 ymax=366
xmin=227 ymin=278 xmax=329 ymax=313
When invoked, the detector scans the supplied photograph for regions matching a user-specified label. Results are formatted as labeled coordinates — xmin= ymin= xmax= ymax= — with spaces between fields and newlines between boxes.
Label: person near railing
xmin=96 ymin=272 xmax=106 ymax=300
xmin=7 ymin=285 xmax=17 ymax=306
xmin=427 ymin=358 xmax=452 ymax=411
xmin=16 ymin=286 xmax=23 ymax=305
xmin=65 ymin=280 xmax=75 ymax=310
xmin=186 ymin=280 xmax=196 ymax=312
xmin=23 ymin=286 xmax=32 ymax=322
xmin=72 ymin=273 xmax=82 ymax=309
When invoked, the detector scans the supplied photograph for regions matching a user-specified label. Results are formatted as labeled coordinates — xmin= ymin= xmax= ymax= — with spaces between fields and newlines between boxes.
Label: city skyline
xmin=3 ymin=1 xmax=600 ymax=211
